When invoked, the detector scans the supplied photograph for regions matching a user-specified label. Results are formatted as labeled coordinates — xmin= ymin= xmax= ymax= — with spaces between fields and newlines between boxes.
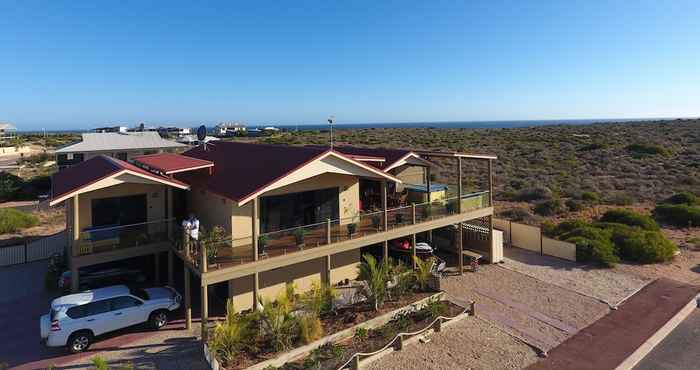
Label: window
xmin=91 ymin=194 xmax=147 ymax=227
xmin=67 ymin=153 xmax=74 ymax=160
xmin=111 ymin=296 xmax=141 ymax=310
xmin=85 ymin=300 xmax=111 ymax=316
xmin=66 ymin=305 xmax=87 ymax=319
xmin=129 ymin=287 xmax=150 ymax=301
xmin=116 ymin=152 xmax=128 ymax=161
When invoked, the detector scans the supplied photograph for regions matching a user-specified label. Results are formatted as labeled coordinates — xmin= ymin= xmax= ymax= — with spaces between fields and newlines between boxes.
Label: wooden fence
xmin=494 ymin=218 xmax=576 ymax=261
xmin=0 ymin=231 xmax=66 ymax=266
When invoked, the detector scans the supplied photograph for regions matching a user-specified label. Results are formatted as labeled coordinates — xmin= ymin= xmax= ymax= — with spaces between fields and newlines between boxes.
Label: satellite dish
xmin=196 ymin=125 xmax=207 ymax=142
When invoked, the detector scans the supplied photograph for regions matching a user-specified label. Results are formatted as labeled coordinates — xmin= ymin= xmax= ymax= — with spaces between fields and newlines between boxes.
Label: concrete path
xmin=527 ymin=278 xmax=700 ymax=370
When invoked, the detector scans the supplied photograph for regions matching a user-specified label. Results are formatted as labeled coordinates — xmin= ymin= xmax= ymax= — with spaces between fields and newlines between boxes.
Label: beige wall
xmin=76 ymin=182 xmax=167 ymax=233
xmin=227 ymin=249 xmax=361 ymax=311
xmin=393 ymin=164 xmax=425 ymax=188
xmin=188 ymin=185 xmax=234 ymax=237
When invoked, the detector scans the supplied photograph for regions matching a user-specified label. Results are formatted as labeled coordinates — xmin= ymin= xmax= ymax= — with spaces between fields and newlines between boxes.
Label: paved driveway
xmin=0 ymin=260 xmax=209 ymax=370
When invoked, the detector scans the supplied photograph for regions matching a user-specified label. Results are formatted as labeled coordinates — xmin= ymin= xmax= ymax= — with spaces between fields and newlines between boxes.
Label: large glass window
xmin=260 ymin=188 xmax=339 ymax=233
xmin=91 ymin=194 xmax=147 ymax=227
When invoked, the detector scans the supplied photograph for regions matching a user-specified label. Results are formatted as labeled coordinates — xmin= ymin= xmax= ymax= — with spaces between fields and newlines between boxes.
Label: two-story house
xmin=50 ymin=141 xmax=498 ymax=339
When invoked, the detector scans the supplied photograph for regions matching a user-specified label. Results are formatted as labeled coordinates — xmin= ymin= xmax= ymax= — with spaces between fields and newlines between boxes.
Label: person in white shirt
xmin=188 ymin=214 xmax=200 ymax=241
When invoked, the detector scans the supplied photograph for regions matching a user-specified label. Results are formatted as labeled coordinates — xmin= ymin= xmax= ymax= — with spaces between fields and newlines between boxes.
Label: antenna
xmin=328 ymin=116 xmax=335 ymax=149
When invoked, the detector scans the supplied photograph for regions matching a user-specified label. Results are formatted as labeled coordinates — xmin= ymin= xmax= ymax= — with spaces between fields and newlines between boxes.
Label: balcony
xmin=72 ymin=219 xmax=176 ymax=257
xmin=174 ymin=191 xmax=491 ymax=275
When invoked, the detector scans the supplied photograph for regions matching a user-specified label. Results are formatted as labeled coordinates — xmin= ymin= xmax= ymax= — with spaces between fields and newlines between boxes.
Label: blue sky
xmin=2 ymin=1 xmax=699 ymax=130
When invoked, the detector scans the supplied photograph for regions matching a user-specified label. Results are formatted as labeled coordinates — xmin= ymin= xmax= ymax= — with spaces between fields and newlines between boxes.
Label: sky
xmin=1 ymin=0 xmax=699 ymax=131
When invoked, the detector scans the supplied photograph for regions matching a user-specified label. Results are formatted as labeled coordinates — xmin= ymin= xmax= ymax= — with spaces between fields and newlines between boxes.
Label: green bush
xmin=0 ymin=173 xmax=22 ymax=202
xmin=568 ymin=236 xmax=619 ymax=267
xmin=618 ymin=230 xmax=677 ymax=263
xmin=0 ymin=208 xmax=39 ymax=234
xmin=515 ymin=186 xmax=553 ymax=202
xmin=662 ymin=192 xmax=699 ymax=206
xmin=565 ymin=199 xmax=585 ymax=212
xmin=534 ymin=199 xmax=565 ymax=216
xmin=653 ymin=204 xmax=700 ymax=227
xmin=209 ymin=299 xmax=255 ymax=366
xmin=580 ymin=191 xmax=600 ymax=202
xmin=625 ymin=143 xmax=670 ymax=156
xmin=600 ymin=209 xmax=659 ymax=230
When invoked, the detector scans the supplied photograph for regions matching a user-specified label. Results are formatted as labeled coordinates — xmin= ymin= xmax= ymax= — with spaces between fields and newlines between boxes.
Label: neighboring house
xmin=49 ymin=141 xmax=497 ymax=339
xmin=216 ymin=122 xmax=247 ymax=137
xmin=176 ymin=134 xmax=219 ymax=146
xmin=93 ymin=126 xmax=128 ymax=133
xmin=0 ymin=122 xmax=17 ymax=142
xmin=54 ymin=132 xmax=187 ymax=169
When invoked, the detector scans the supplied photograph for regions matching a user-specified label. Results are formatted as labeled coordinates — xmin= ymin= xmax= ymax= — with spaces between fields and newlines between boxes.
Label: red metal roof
xmin=51 ymin=155 xmax=189 ymax=204
xmin=305 ymin=145 xmax=412 ymax=169
xmin=181 ymin=142 xmax=329 ymax=203
xmin=133 ymin=153 xmax=214 ymax=174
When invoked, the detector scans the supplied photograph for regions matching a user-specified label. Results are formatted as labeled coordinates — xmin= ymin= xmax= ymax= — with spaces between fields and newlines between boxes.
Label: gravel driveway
xmin=364 ymin=317 xmax=538 ymax=370
xmin=442 ymin=266 xmax=609 ymax=351
xmin=501 ymin=247 xmax=650 ymax=307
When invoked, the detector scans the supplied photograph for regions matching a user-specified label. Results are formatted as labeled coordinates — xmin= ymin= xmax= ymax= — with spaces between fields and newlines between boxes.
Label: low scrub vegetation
xmin=0 ymin=172 xmax=51 ymax=202
xmin=0 ymin=208 xmax=39 ymax=234
xmin=653 ymin=192 xmax=700 ymax=227
xmin=545 ymin=209 xmax=677 ymax=266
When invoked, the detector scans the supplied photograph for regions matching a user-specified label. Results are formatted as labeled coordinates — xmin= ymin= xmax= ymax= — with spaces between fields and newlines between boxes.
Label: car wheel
xmin=150 ymin=310 xmax=168 ymax=329
xmin=68 ymin=331 xmax=92 ymax=353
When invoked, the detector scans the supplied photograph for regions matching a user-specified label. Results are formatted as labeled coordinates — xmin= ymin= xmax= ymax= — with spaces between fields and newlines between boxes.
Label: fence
xmin=494 ymin=218 xmax=576 ymax=261
xmin=0 ymin=231 xmax=67 ymax=267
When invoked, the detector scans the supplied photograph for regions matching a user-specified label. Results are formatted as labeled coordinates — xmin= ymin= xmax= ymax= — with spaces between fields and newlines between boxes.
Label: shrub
xmin=618 ymin=230 xmax=677 ymax=263
xmin=515 ymin=186 xmax=553 ymax=202
xmin=565 ymin=199 xmax=585 ymax=212
xmin=424 ymin=296 xmax=448 ymax=318
xmin=257 ymin=288 xmax=299 ymax=351
xmin=0 ymin=173 xmax=22 ymax=202
xmin=357 ymin=254 xmax=391 ymax=310
xmin=0 ymin=208 xmax=39 ymax=234
xmin=354 ymin=327 xmax=368 ymax=341
xmin=293 ymin=228 xmax=306 ymax=245
xmin=653 ymin=204 xmax=700 ymax=227
xmin=534 ymin=199 xmax=565 ymax=216
xmin=346 ymin=223 xmax=357 ymax=235
xmin=300 ymin=281 xmax=336 ymax=316
xmin=568 ymin=236 xmax=619 ymax=267
xmin=412 ymin=256 xmax=436 ymax=291
xmin=91 ymin=357 xmax=108 ymax=370
xmin=209 ymin=299 xmax=254 ymax=366
xmin=662 ymin=192 xmax=699 ymax=206
xmin=604 ymin=193 xmax=635 ymax=206
xmin=298 ymin=313 xmax=323 ymax=344
xmin=625 ymin=143 xmax=670 ymax=156
xmin=600 ymin=209 xmax=659 ymax=231
xmin=580 ymin=191 xmax=600 ymax=202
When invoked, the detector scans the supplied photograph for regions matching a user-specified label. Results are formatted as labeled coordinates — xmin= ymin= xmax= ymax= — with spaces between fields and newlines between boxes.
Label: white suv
xmin=40 ymin=285 xmax=181 ymax=353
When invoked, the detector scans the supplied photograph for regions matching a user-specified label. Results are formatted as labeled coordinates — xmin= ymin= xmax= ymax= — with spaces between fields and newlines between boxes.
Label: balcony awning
xmin=50 ymin=155 xmax=189 ymax=206
xmin=133 ymin=152 xmax=214 ymax=175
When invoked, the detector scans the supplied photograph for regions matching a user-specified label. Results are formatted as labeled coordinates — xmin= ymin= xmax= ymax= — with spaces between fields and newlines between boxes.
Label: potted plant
xmin=203 ymin=226 xmax=226 ymax=265
xmin=371 ymin=214 xmax=381 ymax=230
xmin=395 ymin=213 xmax=404 ymax=225
xmin=422 ymin=203 xmax=433 ymax=219
xmin=446 ymin=199 xmax=457 ymax=214
xmin=294 ymin=227 xmax=306 ymax=246
xmin=258 ymin=235 xmax=269 ymax=256
xmin=347 ymin=223 xmax=357 ymax=236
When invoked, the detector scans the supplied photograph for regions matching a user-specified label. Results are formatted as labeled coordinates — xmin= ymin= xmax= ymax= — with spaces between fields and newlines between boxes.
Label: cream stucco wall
xmin=227 ymin=249 xmax=361 ymax=311
xmin=188 ymin=186 xmax=234 ymax=237
xmin=76 ymin=182 xmax=167 ymax=233
xmin=392 ymin=164 xmax=426 ymax=189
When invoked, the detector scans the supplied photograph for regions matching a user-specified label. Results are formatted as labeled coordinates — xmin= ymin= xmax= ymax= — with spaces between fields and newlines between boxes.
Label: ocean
xmin=17 ymin=117 xmax=683 ymax=134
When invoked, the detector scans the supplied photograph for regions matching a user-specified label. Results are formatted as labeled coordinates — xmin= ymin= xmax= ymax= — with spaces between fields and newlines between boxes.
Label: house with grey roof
xmin=0 ymin=122 xmax=17 ymax=142
xmin=55 ymin=131 xmax=186 ymax=169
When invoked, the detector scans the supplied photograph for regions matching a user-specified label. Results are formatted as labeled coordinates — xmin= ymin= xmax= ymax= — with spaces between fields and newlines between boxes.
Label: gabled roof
xmin=182 ymin=142 xmax=401 ymax=205
xmin=133 ymin=153 xmax=214 ymax=175
xmin=50 ymin=155 xmax=189 ymax=205
xmin=55 ymin=132 xmax=186 ymax=154
xmin=309 ymin=146 xmax=411 ymax=169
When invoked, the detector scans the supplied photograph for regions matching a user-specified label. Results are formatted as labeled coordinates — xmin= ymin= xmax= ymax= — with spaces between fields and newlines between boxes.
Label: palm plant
xmin=209 ymin=299 xmax=254 ymax=366
xmin=357 ymin=254 xmax=391 ymax=310
xmin=413 ymin=255 xmax=436 ymax=291
xmin=301 ymin=280 xmax=337 ymax=316
xmin=257 ymin=285 xmax=299 ymax=351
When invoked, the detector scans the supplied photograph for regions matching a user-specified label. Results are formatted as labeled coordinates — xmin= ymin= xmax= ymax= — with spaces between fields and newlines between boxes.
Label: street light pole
xmin=328 ymin=116 xmax=335 ymax=150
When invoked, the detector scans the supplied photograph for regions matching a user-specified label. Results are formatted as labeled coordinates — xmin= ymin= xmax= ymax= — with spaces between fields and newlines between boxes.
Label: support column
xmin=488 ymin=215 xmax=495 ymax=263
xmin=167 ymin=250 xmax=174 ymax=286
xmin=325 ymin=254 xmax=332 ymax=285
xmin=201 ymin=284 xmax=208 ymax=341
xmin=253 ymin=272 xmax=260 ymax=308
xmin=72 ymin=194 xmax=80 ymax=257
xmin=380 ymin=181 xmax=388 ymax=230
xmin=383 ymin=241 xmax=388 ymax=262
xmin=154 ymin=252 xmax=161 ymax=285
xmin=488 ymin=159 xmax=493 ymax=207
xmin=458 ymin=223 xmax=464 ymax=275
xmin=252 ymin=197 xmax=259 ymax=261
xmin=426 ymin=166 xmax=432 ymax=203
xmin=166 ymin=186 xmax=173 ymax=239
xmin=70 ymin=264 xmax=79 ymax=293
xmin=184 ymin=267 xmax=192 ymax=330
xmin=458 ymin=157 xmax=463 ymax=213
xmin=412 ymin=233 xmax=417 ymax=269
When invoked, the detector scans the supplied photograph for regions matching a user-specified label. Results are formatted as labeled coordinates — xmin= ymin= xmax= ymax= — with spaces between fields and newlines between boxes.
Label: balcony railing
xmin=73 ymin=219 xmax=176 ymax=257
xmin=178 ymin=191 xmax=491 ymax=273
